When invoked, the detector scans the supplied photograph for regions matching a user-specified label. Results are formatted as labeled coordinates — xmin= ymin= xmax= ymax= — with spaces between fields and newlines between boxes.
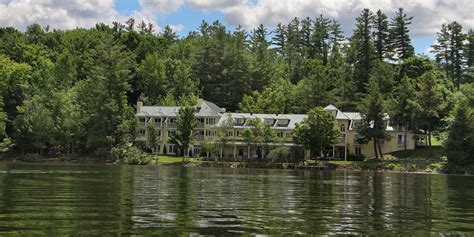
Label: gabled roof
xmin=324 ymin=104 xmax=339 ymax=111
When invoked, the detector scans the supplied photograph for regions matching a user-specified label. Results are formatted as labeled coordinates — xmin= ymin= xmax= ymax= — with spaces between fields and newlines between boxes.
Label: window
xmin=168 ymin=144 xmax=175 ymax=154
xmin=355 ymin=147 xmax=362 ymax=156
xmin=353 ymin=134 xmax=361 ymax=144
xmin=277 ymin=132 xmax=284 ymax=138
xmin=228 ymin=131 xmax=234 ymax=137
xmin=139 ymin=129 xmax=145 ymax=137
xmin=235 ymin=118 xmax=245 ymax=125
xmin=154 ymin=118 xmax=161 ymax=123
xmin=205 ymin=130 xmax=215 ymax=136
xmin=236 ymin=131 xmax=242 ymax=137
xmin=340 ymin=124 xmax=346 ymax=132
xmin=378 ymin=139 xmax=385 ymax=145
xmin=154 ymin=145 xmax=160 ymax=153
xmin=238 ymin=148 xmax=244 ymax=156
xmin=398 ymin=135 xmax=405 ymax=145
xmin=276 ymin=119 xmax=290 ymax=127
xmin=139 ymin=117 xmax=146 ymax=123
xmin=206 ymin=118 xmax=216 ymax=125
xmin=286 ymin=132 xmax=292 ymax=137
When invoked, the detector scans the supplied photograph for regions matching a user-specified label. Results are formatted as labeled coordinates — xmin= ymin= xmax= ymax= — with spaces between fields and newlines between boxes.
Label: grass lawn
xmin=153 ymin=155 xmax=199 ymax=163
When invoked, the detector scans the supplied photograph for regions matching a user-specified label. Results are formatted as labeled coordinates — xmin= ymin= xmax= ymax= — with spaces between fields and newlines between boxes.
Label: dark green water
xmin=0 ymin=163 xmax=473 ymax=235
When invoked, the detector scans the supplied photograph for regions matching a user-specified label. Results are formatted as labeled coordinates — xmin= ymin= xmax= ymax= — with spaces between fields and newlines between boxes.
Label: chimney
xmin=137 ymin=101 xmax=143 ymax=113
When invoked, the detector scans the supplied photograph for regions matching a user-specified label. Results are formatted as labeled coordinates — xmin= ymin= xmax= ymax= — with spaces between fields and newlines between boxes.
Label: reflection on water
xmin=0 ymin=163 xmax=473 ymax=235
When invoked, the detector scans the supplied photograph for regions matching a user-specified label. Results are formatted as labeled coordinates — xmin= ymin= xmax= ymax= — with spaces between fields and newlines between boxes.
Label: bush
xmin=19 ymin=153 xmax=43 ymax=162
xmin=111 ymin=145 xmax=152 ymax=165
xmin=267 ymin=147 xmax=292 ymax=163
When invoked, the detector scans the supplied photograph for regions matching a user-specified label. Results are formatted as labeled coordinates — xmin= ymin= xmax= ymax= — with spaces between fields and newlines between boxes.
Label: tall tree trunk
xmin=373 ymin=136 xmax=378 ymax=160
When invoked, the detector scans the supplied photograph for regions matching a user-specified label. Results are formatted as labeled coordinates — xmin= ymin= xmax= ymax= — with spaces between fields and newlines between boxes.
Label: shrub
xmin=111 ymin=145 xmax=152 ymax=165
xmin=267 ymin=147 xmax=291 ymax=163
xmin=19 ymin=153 xmax=43 ymax=162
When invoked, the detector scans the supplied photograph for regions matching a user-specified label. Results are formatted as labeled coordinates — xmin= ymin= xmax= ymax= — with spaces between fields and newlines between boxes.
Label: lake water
xmin=0 ymin=163 xmax=473 ymax=235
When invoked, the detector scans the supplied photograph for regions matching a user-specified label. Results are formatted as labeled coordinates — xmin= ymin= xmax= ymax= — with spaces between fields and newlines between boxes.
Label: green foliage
xmin=293 ymin=107 xmax=340 ymax=159
xmin=169 ymin=106 xmax=197 ymax=157
xmin=267 ymin=147 xmax=292 ymax=163
xmin=0 ymin=13 xmax=471 ymax=159
xmin=146 ymin=122 xmax=159 ymax=151
xmin=111 ymin=145 xmax=152 ymax=165
xmin=445 ymin=91 xmax=474 ymax=168
xmin=357 ymin=78 xmax=389 ymax=159
xmin=389 ymin=8 xmax=414 ymax=60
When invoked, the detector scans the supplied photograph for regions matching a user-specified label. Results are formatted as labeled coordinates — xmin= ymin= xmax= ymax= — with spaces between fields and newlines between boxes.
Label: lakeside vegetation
xmin=0 ymin=8 xmax=473 ymax=173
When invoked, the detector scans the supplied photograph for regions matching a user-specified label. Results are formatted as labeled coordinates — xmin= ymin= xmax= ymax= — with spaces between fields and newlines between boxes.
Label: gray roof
xmin=343 ymin=112 xmax=362 ymax=120
xmin=138 ymin=106 xmax=180 ymax=117
xmin=137 ymin=99 xmax=224 ymax=117
xmin=196 ymin=99 xmax=223 ymax=117
xmin=217 ymin=113 xmax=307 ymax=129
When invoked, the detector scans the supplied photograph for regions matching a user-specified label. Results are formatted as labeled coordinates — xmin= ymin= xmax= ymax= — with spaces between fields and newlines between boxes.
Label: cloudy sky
xmin=1 ymin=0 xmax=473 ymax=54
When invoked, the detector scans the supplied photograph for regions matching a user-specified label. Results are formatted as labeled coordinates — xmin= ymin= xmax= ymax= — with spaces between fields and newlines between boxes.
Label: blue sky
xmin=2 ymin=0 xmax=472 ymax=56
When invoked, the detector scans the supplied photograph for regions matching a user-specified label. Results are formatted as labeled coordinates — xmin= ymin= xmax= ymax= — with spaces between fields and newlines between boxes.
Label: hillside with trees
xmin=0 ymin=9 xmax=472 ymax=170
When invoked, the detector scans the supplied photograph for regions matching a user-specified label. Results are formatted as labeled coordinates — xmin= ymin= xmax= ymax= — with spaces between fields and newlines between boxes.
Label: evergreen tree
xmin=169 ymin=106 xmax=197 ymax=160
xmin=311 ymin=15 xmax=331 ymax=64
xmin=389 ymin=8 xmax=414 ymax=60
xmin=250 ymin=24 xmax=274 ymax=91
xmin=373 ymin=10 xmax=391 ymax=61
xmin=351 ymin=9 xmax=375 ymax=93
xmin=432 ymin=21 xmax=466 ymax=90
xmin=272 ymin=23 xmax=287 ymax=56
xmin=357 ymin=79 xmax=389 ymax=159
xmin=328 ymin=19 xmax=345 ymax=64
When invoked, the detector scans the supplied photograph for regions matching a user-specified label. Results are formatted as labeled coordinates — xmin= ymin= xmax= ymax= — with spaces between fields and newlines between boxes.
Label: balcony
xmin=196 ymin=123 xmax=205 ymax=129
xmin=195 ymin=135 xmax=204 ymax=141
xmin=166 ymin=123 xmax=177 ymax=128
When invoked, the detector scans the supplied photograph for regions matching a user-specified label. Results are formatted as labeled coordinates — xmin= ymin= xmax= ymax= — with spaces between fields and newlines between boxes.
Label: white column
xmin=332 ymin=146 xmax=335 ymax=159
xmin=233 ymin=145 xmax=236 ymax=159
xmin=344 ymin=144 xmax=347 ymax=161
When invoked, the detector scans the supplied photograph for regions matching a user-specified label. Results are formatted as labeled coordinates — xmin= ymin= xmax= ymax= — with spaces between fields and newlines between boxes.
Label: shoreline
xmin=0 ymin=157 xmax=452 ymax=175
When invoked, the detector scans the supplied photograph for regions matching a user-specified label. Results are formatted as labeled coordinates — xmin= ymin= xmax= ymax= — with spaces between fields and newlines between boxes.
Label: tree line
xmin=0 ymin=9 xmax=472 ymax=169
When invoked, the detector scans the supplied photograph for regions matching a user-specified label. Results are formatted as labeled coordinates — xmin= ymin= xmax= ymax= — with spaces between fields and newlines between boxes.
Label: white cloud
xmin=186 ymin=0 xmax=474 ymax=37
xmin=139 ymin=0 xmax=184 ymax=16
xmin=0 ymin=0 xmax=157 ymax=31
xmin=167 ymin=23 xmax=184 ymax=33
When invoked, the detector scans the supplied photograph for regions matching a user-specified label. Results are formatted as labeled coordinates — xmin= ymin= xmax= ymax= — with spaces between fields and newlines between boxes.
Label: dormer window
xmin=264 ymin=118 xmax=276 ymax=126
xmin=276 ymin=119 xmax=290 ymax=127
xmin=234 ymin=118 xmax=246 ymax=126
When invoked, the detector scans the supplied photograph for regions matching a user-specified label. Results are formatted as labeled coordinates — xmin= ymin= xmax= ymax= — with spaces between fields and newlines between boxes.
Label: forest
xmin=0 ymin=8 xmax=472 ymax=168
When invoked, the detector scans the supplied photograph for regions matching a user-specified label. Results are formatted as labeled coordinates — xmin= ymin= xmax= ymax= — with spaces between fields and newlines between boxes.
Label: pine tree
xmin=272 ymin=23 xmax=286 ymax=56
xmin=357 ymin=79 xmax=388 ymax=159
xmin=373 ymin=10 xmax=391 ymax=61
xmin=351 ymin=9 xmax=375 ymax=93
xmin=389 ymin=8 xmax=414 ymax=60
xmin=328 ymin=19 xmax=344 ymax=64
xmin=432 ymin=21 xmax=466 ymax=90
xmin=311 ymin=14 xmax=331 ymax=64
xmin=250 ymin=24 xmax=274 ymax=91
